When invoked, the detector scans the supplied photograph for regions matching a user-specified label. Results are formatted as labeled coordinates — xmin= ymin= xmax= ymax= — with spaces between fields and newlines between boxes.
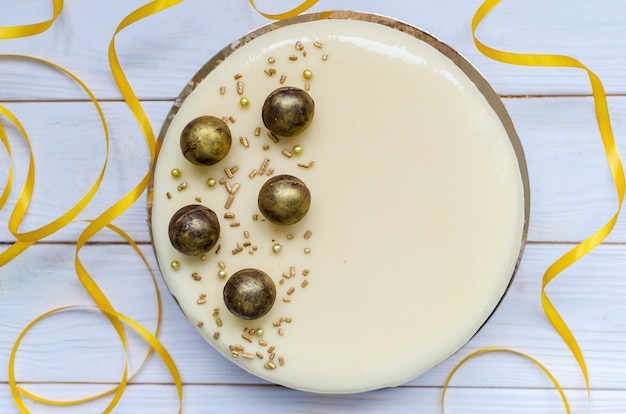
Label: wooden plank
xmin=2 ymin=96 xmax=626 ymax=243
xmin=0 ymin=0 xmax=625 ymax=100
xmin=0 ymin=383 xmax=607 ymax=414
xmin=2 ymin=243 xmax=626 ymax=391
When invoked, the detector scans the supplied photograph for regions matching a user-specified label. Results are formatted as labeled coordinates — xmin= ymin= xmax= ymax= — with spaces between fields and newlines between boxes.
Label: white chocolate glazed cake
xmin=148 ymin=12 xmax=528 ymax=393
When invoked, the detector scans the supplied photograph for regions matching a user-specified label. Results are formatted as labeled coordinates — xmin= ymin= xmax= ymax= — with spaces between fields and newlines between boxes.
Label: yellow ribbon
xmin=443 ymin=0 xmax=624 ymax=411
xmin=0 ymin=0 xmax=63 ymax=40
xmin=2 ymin=1 xmax=186 ymax=412
xmin=249 ymin=0 xmax=318 ymax=20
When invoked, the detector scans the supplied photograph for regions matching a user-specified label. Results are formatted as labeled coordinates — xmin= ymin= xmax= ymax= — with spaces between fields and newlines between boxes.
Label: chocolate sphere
xmin=258 ymin=175 xmax=311 ymax=225
xmin=180 ymin=115 xmax=232 ymax=166
xmin=223 ymin=268 xmax=276 ymax=320
xmin=262 ymin=87 xmax=314 ymax=137
xmin=168 ymin=204 xmax=220 ymax=256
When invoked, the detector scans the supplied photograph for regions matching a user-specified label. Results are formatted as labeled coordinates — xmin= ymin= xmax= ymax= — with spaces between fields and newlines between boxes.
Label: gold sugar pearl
xmin=302 ymin=69 xmax=313 ymax=80
xmin=292 ymin=145 xmax=303 ymax=155
xmin=171 ymin=168 xmax=181 ymax=178
xmin=170 ymin=260 xmax=180 ymax=270
xmin=256 ymin=328 xmax=264 ymax=336
xmin=272 ymin=243 xmax=283 ymax=254
xmin=240 ymin=97 xmax=250 ymax=107
xmin=218 ymin=270 xmax=228 ymax=279
xmin=207 ymin=177 xmax=217 ymax=187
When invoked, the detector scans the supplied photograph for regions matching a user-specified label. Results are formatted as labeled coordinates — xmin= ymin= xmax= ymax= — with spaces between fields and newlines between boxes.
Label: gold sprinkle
xmin=268 ymin=346 xmax=276 ymax=353
xmin=222 ymin=116 xmax=229 ymax=123
xmin=213 ymin=332 xmax=220 ymax=340
xmin=213 ymin=311 xmax=220 ymax=318
xmin=272 ymin=321 xmax=281 ymax=327
xmin=266 ymin=168 xmax=275 ymax=176
xmin=225 ymin=182 xmax=233 ymax=193
xmin=219 ymin=177 xmax=226 ymax=185
xmin=248 ymin=170 xmax=258 ymax=179
xmin=232 ymin=243 xmax=243 ymax=255
xmin=216 ymin=318 xmax=223 ymax=327
xmin=252 ymin=214 xmax=259 ymax=221
xmin=314 ymin=41 xmax=323 ymax=49
xmin=242 ymin=352 xmax=255 ymax=359
xmin=237 ymin=80 xmax=244 ymax=95
xmin=278 ymin=328 xmax=285 ymax=336
xmin=192 ymin=272 xmax=202 ymax=281
xmin=322 ymin=54 xmax=328 ymax=61
xmin=229 ymin=116 xmax=236 ymax=123
xmin=239 ymin=136 xmax=249 ymax=147
xmin=302 ymin=269 xmax=310 ymax=276
xmin=231 ymin=351 xmax=239 ymax=358
xmin=282 ymin=272 xmax=291 ymax=279
xmin=200 ymin=254 xmax=208 ymax=261
xmin=304 ymin=82 xmax=311 ymax=91
xmin=304 ymin=230 xmax=313 ymax=239
xmin=287 ymin=287 xmax=295 ymax=296
xmin=286 ymin=234 xmax=295 ymax=240
xmin=262 ymin=144 xmax=270 ymax=151
xmin=234 ymin=73 xmax=243 ymax=80
xmin=254 ymin=127 xmax=261 ymax=136
xmin=295 ymin=40 xmax=304 ymax=51
xmin=301 ymin=279 xmax=309 ymax=288
xmin=285 ymin=317 xmax=292 ymax=323
xmin=177 ymin=182 xmax=188 ymax=191
xmin=264 ymin=361 xmax=276 ymax=370
xmin=248 ymin=328 xmax=256 ymax=336
xmin=269 ymin=352 xmax=276 ymax=361
xmin=252 ymin=245 xmax=258 ymax=251
xmin=264 ymin=68 xmax=277 ymax=76
xmin=230 ymin=183 xmax=240 ymax=194
xmin=225 ymin=194 xmax=234 ymax=209
xmin=278 ymin=356 xmax=285 ymax=366
xmin=224 ymin=212 xmax=235 ymax=219
xmin=242 ymin=241 xmax=251 ymax=247
xmin=282 ymin=297 xmax=291 ymax=303
xmin=218 ymin=261 xmax=226 ymax=270
xmin=243 ymin=230 xmax=250 ymax=238
xmin=279 ymin=279 xmax=285 ymax=286
xmin=215 ymin=244 xmax=222 ymax=254
xmin=231 ymin=166 xmax=239 ymax=174
xmin=303 ymin=50 xmax=307 ymax=57
xmin=290 ymin=266 xmax=296 ymax=277
xmin=197 ymin=321 xmax=204 ymax=327
xmin=214 ymin=307 xmax=220 ymax=313
xmin=230 ymin=222 xmax=240 ymax=228
xmin=289 ymin=54 xmax=298 ymax=61
xmin=242 ymin=334 xmax=253 ymax=343
xmin=279 ymin=74 xmax=287 ymax=84
xmin=197 ymin=298 xmax=206 ymax=305
xmin=268 ymin=57 xmax=276 ymax=64
xmin=256 ymin=351 xmax=264 ymax=359
xmin=304 ymin=247 xmax=311 ymax=254
xmin=297 ymin=161 xmax=315 ymax=169
xmin=281 ymin=149 xmax=293 ymax=158
xmin=195 ymin=196 xmax=202 ymax=202
xmin=219 ymin=86 xmax=226 ymax=94
xmin=259 ymin=158 xmax=270 ymax=175
xmin=166 ymin=192 xmax=172 ymax=199
xmin=267 ymin=131 xmax=279 ymax=143
xmin=259 ymin=340 xmax=268 ymax=347
xmin=225 ymin=168 xmax=234 ymax=179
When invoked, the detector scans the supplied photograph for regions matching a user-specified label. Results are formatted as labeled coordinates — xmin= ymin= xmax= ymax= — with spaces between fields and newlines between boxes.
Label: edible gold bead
xmin=240 ymin=97 xmax=250 ymax=107
xmin=207 ymin=177 xmax=217 ymax=187
xmin=170 ymin=260 xmax=180 ymax=270
xmin=292 ymin=145 xmax=303 ymax=155
xmin=256 ymin=328 xmax=264 ymax=336
xmin=218 ymin=270 xmax=228 ymax=279
xmin=302 ymin=69 xmax=313 ymax=80
xmin=171 ymin=168 xmax=181 ymax=178
xmin=272 ymin=243 xmax=283 ymax=254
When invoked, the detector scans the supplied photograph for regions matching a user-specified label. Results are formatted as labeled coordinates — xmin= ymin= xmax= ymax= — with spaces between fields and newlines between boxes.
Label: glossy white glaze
xmin=150 ymin=19 xmax=525 ymax=393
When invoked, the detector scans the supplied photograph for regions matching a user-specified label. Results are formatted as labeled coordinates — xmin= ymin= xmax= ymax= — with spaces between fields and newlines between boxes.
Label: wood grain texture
xmin=1 ymin=0 xmax=625 ymax=413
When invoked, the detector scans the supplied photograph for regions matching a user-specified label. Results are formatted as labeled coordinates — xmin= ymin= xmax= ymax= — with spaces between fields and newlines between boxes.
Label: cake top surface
xmin=149 ymin=12 xmax=528 ymax=393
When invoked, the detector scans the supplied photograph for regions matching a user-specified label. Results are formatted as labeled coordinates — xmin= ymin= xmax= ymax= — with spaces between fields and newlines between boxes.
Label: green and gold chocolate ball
xmin=262 ymin=87 xmax=314 ymax=137
xmin=223 ymin=268 xmax=276 ymax=320
xmin=258 ymin=174 xmax=311 ymax=225
xmin=180 ymin=115 xmax=232 ymax=165
xmin=168 ymin=204 xmax=220 ymax=256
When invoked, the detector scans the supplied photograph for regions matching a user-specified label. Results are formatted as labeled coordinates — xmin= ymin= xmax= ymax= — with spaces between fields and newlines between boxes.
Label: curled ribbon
xmin=444 ymin=0 xmax=624 ymax=412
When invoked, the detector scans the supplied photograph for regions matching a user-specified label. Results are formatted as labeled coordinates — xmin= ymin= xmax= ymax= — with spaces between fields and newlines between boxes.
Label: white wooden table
xmin=1 ymin=1 xmax=626 ymax=412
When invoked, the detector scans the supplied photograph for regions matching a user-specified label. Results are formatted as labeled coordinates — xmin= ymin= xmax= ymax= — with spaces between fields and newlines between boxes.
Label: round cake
xmin=148 ymin=11 xmax=529 ymax=393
